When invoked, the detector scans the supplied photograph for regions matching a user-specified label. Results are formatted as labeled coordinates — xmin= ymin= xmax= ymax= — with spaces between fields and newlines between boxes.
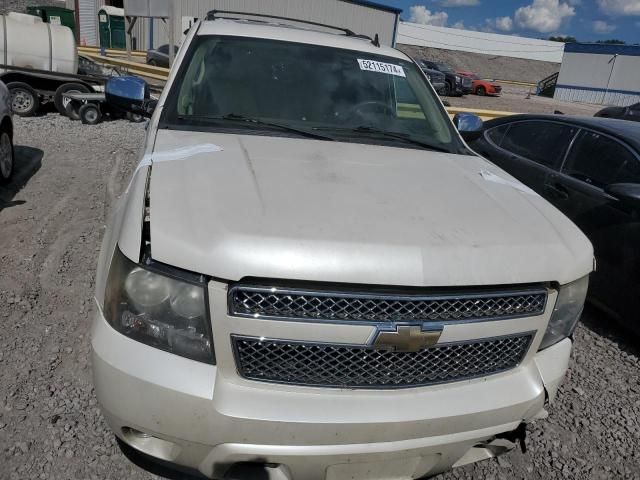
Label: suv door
xmin=552 ymin=129 xmax=640 ymax=319
xmin=482 ymin=120 xmax=578 ymax=198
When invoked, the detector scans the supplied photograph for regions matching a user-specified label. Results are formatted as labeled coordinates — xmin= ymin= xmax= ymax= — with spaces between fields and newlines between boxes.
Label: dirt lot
xmin=1 ymin=114 xmax=639 ymax=480
xmin=397 ymin=44 xmax=559 ymax=84
xmin=446 ymin=85 xmax=603 ymax=117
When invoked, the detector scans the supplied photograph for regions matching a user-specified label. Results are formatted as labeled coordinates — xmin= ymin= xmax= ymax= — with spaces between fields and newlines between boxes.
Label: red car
xmin=458 ymin=71 xmax=502 ymax=96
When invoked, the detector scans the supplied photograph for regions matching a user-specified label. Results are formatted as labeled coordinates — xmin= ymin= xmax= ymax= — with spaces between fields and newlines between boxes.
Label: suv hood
xmin=147 ymin=130 xmax=592 ymax=286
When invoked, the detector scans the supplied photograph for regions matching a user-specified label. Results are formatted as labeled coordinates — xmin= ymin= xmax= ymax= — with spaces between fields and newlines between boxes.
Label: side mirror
xmin=453 ymin=112 xmax=484 ymax=142
xmin=605 ymin=183 xmax=640 ymax=210
xmin=105 ymin=76 xmax=155 ymax=118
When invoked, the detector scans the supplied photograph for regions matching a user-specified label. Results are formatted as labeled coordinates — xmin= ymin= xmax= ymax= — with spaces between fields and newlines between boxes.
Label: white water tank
xmin=0 ymin=12 xmax=77 ymax=74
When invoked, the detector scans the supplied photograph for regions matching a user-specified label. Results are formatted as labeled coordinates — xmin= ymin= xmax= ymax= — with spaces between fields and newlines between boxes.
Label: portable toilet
xmin=26 ymin=6 xmax=76 ymax=37
xmin=98 ymin=6 xmax=125 ymax=49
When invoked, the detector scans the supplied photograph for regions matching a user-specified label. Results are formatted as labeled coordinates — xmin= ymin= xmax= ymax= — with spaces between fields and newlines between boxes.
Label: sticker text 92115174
xmin=357 ymin=59 xmax=406 ymax=77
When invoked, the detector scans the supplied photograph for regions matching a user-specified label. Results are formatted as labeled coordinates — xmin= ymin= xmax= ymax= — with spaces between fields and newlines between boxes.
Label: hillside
xmin=397 ymin=44 xmax=560 ymax=84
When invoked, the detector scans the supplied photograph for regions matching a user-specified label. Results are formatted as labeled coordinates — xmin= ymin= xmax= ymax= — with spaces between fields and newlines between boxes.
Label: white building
xmin=554 ymin=43 xmax=640 ymax=107
xmin=397 ymin=22 xmax=565 ymax=63
xmin=68 ymin=0 xmax=401 ymax=50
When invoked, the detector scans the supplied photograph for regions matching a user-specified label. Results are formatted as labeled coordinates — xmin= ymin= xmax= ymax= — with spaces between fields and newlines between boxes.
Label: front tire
xmin=7 ymin=82 xmax=39 ymax=117
xmin=0 ymin=129 xmax=15 ymax=183
xmin=79 ymin=103 xmax=102 ymax=125
xmin=443 ymin=82 xmax=452 ymax=96
xmin=476 ymin=86 xmax=486 ymax=96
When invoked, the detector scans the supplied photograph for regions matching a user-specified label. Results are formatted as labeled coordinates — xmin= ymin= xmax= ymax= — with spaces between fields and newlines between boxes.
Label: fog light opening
xmin=123 ymin=427 xmax=152 ymax=439
xmin=121 ymin=426 xmax=182 ymax=461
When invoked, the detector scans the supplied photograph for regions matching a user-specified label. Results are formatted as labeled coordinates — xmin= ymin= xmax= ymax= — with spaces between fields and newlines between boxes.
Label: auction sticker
xmin=358 ymin=59 xmax=406 ymax=77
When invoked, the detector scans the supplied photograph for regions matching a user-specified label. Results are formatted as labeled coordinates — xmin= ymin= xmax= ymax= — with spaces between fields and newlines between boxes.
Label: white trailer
xmin=0 ymin=12 xmax=107 ymax=116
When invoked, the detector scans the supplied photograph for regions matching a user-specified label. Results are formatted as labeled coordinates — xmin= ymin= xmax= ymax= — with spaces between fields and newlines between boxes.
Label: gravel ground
xmin=446 ymin=86 xmax=603 ymax=117
xmin=1 ymin=114 xmax=639 ymax=480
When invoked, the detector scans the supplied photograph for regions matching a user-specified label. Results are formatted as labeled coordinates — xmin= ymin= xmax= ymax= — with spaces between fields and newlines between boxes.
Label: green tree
xmin=548 ymin=35 xmax=577 ymax=43
xmin=595 ymin=39 xmax=626 ymax=44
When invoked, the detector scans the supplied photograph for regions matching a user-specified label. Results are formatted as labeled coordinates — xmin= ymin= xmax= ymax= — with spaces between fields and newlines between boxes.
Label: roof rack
xmin=206 ymin=10 xmax=379 ymax=46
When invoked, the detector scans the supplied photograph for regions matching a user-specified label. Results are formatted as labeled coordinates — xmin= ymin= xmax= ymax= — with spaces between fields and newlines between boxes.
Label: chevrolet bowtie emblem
xmin=373 ymin=325 xmax=443 ymax=352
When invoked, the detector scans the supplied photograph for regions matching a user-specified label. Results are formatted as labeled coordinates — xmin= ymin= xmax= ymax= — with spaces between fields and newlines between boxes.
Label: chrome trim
xmin=227 ymin=283 xmax=549 ymax=326
xmin=231 ymin=331 xmax=536 ymax=389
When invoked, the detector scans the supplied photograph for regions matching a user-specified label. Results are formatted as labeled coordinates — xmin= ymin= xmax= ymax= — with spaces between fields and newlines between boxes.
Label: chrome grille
xmin=229 ymin=286 xmax=547 ymax=323
xmin=232 ymin=333 xmax=533 ymax=389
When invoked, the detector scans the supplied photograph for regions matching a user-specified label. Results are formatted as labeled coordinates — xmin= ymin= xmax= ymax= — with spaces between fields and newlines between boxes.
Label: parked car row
xmin=417 ymin=59 xmax=470 ymax=96
xmin=458 ymin=71 xmax=503 ymax=96
xmin=415 ymin=59 xmax=502 ymax=98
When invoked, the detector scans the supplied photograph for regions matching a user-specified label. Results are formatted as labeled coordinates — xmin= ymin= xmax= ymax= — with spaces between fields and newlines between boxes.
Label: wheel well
xmin=1 ymin=116 xmax=13 ymax=139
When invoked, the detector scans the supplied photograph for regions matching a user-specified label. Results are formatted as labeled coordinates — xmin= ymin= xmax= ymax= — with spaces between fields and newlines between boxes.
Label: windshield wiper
xmin=176 ymin=113 xmax=334 ymax=141
xmin=312 ymin=125 xmax=451 ymax=153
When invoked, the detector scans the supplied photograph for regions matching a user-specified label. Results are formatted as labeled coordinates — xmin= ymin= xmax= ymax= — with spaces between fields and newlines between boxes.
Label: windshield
xmin=161 ymin=36 xmax=462 ymax=152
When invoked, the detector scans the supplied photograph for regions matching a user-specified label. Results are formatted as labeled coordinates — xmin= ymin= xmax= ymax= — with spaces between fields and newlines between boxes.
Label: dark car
xmin=146 ymin=44 xmax=179 ymax=68
xmin=77 ymin=54 xmax=123 ymax=77
xmin=470 ymin=114 xmax=640 ymax=332
xmin=595 ymin=102 xmax=640 ymax=122
xmin=417 ymin=60 xmax=468 ymax=96
xmin=421 ymin=67 xmax=446 ymax=93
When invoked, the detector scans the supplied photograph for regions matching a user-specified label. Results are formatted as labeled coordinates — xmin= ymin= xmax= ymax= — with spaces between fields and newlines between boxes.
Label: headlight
xmin=539 ymin=276 xmax=589 ymax=350
xmin=455 ymin=75 xmax=462 ymax=83
xmin=427 ymin=74 xmax=432 ymax=81
xmin=104 ymin=247 xmax=214 ymax=363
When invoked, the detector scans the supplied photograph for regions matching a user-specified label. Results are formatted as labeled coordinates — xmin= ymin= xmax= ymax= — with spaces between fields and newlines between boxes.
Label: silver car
xmin=146 ymin=44 xmax=179 ymax=68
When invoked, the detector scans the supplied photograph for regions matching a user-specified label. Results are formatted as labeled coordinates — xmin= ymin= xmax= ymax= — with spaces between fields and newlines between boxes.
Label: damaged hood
xmin=146 ymin=130 xmax=592 ymax=286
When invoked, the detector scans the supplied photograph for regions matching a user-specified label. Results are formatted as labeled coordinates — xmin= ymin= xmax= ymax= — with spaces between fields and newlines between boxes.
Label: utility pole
xmin=74 ymin=0 xmax=80 ymax=44
xmin=168 ymin=1 xmax=174 ymax=67
xmin=604 ymin=53 xmax=618 ymax=104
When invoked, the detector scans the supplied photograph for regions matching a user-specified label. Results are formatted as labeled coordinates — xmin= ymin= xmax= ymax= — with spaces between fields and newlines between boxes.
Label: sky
xmin=380 ymin=0 xmax=640 ymax=43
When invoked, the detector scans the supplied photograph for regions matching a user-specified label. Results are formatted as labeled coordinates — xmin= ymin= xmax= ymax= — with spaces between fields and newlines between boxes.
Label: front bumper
xmin=92 ymin=282 xmax=571 ymax=480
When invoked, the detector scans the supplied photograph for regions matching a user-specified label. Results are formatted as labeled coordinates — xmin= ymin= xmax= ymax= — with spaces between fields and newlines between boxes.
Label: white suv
xmin=93 ymin=14 xmax=593 ymax=480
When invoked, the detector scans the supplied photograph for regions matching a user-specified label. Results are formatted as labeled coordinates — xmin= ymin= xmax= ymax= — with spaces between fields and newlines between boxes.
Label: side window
xmin=485 ymin=124 xmax=509 ymax=146
xmin=616 ymin=156 xmax=640 ymax=184
xmin=562 ymin=131 xmax=637 ymax=188
xmin=500 ymin=121 xmax=577 ymax=169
